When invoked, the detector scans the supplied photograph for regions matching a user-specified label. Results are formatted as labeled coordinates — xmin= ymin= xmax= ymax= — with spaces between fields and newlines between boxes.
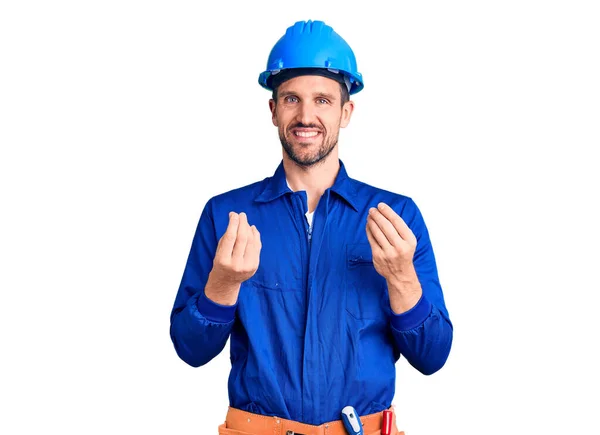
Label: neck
xmin=283 ymin=152 xmax=340 ymax=213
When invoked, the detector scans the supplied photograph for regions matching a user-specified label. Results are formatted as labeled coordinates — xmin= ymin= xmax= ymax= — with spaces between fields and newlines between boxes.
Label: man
xmin=170 ymin=20 xmax=452 ymax=434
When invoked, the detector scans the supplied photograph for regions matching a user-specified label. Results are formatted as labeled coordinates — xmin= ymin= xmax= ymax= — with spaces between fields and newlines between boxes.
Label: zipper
xmin=291 ymin=192 xmax=311 ymax=422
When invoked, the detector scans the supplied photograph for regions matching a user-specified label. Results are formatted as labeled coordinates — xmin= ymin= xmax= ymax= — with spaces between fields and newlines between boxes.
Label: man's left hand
xmin=365 ymin=202 xmax=422 ymax=314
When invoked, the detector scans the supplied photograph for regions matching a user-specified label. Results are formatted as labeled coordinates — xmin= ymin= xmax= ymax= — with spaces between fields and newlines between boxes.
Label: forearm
xmin=170 ymin=199 xmax=241 ymax=367
xmin=381 ymin=198 xmax=452 ymax=374
xmin=390 ymin=298 xmax=453 ymax=375
xmin=170 ymin=288 xmax=236 ymax=367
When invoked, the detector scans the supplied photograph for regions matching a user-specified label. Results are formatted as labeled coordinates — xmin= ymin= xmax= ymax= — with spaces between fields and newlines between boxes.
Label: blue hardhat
xmin=258 ymin=20 xmax=364 ymax=95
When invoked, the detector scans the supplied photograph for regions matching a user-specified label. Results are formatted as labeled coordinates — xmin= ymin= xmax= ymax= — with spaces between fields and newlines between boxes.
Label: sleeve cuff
xmin=197 ymin=290 xmax=237 ymax=323
xmin=390 ymin=294 xmax=432 ymax=331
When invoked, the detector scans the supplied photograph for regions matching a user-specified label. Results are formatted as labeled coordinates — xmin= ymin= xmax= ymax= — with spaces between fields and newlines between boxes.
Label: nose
xmin=297 ymin=101 xmax=317 ymax=126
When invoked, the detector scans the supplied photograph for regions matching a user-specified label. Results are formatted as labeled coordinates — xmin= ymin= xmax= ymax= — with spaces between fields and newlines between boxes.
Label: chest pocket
xmin=243 ymin=242 xmax=303 ymax=293
xmin=345 ymin=243 xmax=388 ymax=320
xmin=246 ymin=269 xmax=301 ymax=292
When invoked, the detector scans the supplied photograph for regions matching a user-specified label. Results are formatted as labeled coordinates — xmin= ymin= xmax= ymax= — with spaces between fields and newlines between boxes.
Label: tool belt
xmin=218 ymin=406 xmax=405 ymax=435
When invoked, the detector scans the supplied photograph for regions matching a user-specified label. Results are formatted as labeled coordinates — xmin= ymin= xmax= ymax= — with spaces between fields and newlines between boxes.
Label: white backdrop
xmin=1 ymin=1 xmax=599 ymax=434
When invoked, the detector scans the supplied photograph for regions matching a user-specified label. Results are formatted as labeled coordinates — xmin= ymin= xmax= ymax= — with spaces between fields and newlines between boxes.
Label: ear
xmin=269 ymin=99 xmax=278 ymax=127
xmin=340 ymin=100 xmax=355 ymax=128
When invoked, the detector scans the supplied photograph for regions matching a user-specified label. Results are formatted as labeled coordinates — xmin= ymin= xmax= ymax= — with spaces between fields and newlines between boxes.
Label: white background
xmin=1 ymin=1 xmax=599 ymax=434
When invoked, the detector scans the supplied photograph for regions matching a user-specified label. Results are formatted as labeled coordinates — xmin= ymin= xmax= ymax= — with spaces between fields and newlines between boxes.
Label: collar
xmin=254 ymin=159 xmax=359 ymax=212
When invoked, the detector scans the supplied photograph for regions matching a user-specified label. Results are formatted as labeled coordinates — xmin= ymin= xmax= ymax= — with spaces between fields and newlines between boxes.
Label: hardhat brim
xmin=259 ymin=68 xmax=364 ymax=95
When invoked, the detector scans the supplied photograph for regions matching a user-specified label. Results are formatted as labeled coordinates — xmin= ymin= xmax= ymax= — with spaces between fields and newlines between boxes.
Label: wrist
xmin=205 ymin=271 xmax=241 ymax=306
xmin=386 ymin=265 xmax=419 ymax=291
xmin=386 ymin=266 xmax=422 ymax=314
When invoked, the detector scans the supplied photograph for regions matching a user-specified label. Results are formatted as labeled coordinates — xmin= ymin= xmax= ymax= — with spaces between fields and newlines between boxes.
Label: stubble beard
xmin=279 ymin=125 xmax=340 ymax=168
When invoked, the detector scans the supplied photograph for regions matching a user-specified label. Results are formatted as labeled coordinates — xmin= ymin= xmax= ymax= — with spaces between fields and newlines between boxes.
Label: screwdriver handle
xmin=381 ymin=410 xmax=393 ymax=435
xmin=341 ymin=406 xmax=363 ymax=435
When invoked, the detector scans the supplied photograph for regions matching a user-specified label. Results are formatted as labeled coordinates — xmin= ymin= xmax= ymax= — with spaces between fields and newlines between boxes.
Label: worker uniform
xmin=169 ymin=159 xmax=453 ymax=427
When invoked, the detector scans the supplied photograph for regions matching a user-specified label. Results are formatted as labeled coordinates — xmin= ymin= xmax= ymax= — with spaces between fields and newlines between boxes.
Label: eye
xmin=284 ymin=96 xmax=299 ymax=103
xmin=316 ymin=98 xmax=329 ymax=104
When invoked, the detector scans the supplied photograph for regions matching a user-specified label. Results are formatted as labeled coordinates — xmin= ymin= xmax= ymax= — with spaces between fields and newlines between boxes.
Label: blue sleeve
xmin=169 ymin=198 xmax=238 ymax=367
xmin=389 ymin=199 xmax=453 ymax=375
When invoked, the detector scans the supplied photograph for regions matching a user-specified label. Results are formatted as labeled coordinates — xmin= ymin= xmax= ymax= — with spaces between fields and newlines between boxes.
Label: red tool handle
xmin=382 ymin=410 xmax=393 ymax=435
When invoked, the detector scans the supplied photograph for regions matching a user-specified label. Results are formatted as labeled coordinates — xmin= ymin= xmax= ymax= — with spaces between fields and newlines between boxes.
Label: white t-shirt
xmin=286 ymin=179 xmax=314 ymax=229
xmin=305 ymin=209 xmax=314 ymax=228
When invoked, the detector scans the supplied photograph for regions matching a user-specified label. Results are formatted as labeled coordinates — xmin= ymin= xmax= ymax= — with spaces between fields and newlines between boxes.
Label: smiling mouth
xmin=294 ymin=131 xmax=320 ymax=138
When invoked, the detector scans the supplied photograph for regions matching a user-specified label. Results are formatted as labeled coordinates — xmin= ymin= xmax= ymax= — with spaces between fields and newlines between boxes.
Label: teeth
xmin=295 ymin=131 xmax=319 ymax=138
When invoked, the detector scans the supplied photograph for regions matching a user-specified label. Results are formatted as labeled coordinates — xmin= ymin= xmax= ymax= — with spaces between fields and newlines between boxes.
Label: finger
xmin=376 ymin=202 xmax=416 ymax=243
xmin=244 ymin=224 xmax=260 ymax=252
xmin=365 ymin=221 xmax=384 ymax=256
xmin=231 ymin=212 xmax=250 ymax=262
xmin=368 ymin=207 xmax=403 ymax=247
xmin=367 ymin=215 xmax=393 ymax=250
xmin=252 ymin=225 xmax=262 ymax=249
xmin=219 ymin=212 xmax=239 ymax=256
xmin=244 ymin=225 xmax=261 ymax=264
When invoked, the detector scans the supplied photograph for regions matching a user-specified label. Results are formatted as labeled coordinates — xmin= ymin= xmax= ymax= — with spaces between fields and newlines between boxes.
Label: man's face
xmin=269 ymin=75 xmax=354 ymax=167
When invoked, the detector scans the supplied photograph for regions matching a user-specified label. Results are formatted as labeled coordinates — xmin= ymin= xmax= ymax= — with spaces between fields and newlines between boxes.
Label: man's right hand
xmin=204 ymin=212 xmax=262 ymax=306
